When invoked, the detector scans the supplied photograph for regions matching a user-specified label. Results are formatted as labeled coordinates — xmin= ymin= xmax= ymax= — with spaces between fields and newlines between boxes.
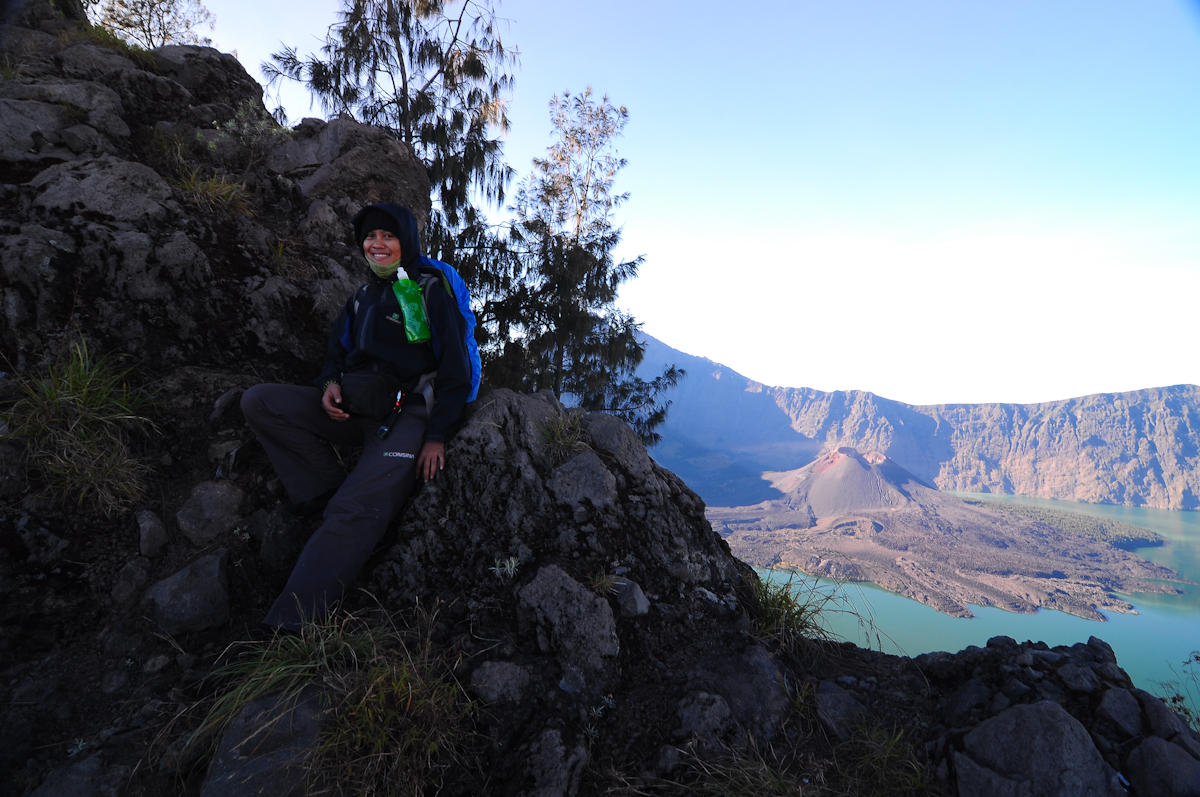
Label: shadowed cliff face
xmin=638 ymin=337 xmax=1200 ymax=511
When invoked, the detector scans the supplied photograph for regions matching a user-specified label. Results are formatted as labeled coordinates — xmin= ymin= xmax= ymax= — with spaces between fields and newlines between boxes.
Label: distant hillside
xmin=639 ymin=336 xmax=1200 ymax=510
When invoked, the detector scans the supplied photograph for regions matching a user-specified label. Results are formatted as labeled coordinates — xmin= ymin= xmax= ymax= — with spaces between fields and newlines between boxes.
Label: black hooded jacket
xmin=315 ymin=204 xmax=470 ymax=442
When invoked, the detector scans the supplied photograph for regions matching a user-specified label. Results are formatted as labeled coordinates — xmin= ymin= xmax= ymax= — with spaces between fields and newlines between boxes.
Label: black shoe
xmin=283 ymin=487 xmax=338 ymax=517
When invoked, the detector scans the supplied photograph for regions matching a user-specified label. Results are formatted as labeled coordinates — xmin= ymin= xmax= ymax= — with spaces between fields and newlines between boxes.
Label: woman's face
xmin=363 ymin=229 xmax=402 ymax=267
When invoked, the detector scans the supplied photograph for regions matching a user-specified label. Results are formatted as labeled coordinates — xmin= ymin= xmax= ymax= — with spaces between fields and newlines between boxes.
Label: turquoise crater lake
xmin=764 ymin=493 xmax=1200 ymax=694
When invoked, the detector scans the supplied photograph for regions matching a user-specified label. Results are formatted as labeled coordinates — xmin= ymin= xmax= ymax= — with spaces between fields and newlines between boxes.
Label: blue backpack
xmin=417 ymin=256 xmax=481 ymax=402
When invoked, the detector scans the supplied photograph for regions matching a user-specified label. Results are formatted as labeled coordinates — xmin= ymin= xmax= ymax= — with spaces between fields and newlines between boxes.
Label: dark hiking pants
xmin=241 ymin=383 xmax=426 ymax=631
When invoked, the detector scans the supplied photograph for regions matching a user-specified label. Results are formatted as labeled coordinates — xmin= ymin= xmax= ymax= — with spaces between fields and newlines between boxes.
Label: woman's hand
xmin=322 ymin=383 xmax=350 ymax=421
xmin=417 ymin=441 xmax=445 ymax=481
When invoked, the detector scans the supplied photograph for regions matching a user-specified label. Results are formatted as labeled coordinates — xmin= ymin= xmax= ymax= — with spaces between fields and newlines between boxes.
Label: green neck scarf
xmin=369 ymin=260 xmax=401 ymax=279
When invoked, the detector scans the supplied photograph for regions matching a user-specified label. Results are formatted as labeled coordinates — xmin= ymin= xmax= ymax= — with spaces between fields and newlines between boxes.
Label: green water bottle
xmin=392 ymin=279 xmax=431 ymax=343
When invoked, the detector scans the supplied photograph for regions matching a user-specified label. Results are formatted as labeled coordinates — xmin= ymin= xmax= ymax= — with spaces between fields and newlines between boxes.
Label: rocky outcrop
xmin=1 ymin=2 xmax=431 ymax=376
xmin=366 ymin=390 xmax=793 ymax=788
xmin=639 ymin=335 xmax=1200 ymax=510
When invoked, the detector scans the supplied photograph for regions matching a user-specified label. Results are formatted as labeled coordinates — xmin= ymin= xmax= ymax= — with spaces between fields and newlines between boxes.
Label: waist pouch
xmin=340 ymin=371 xmax=402 ymax=420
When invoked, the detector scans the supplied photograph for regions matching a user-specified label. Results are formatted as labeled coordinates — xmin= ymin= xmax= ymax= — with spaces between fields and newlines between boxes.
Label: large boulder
xmin=30 ymin=155 xmax=174 ymax=223
xmin=953 ymin=701 xmax=1123 ymax=797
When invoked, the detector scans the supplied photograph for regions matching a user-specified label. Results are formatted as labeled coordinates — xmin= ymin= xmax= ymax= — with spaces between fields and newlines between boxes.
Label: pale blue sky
xmin=203 ymin=0 xmax=1200 ymax=405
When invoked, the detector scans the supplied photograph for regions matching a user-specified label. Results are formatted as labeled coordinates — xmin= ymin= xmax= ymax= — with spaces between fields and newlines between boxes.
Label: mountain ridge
xmin=639 ymin=336 xmax=1200 ymax=510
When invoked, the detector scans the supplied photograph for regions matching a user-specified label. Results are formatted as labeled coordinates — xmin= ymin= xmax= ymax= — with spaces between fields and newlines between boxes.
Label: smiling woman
xmin=240 ymin=203 xmax=472 ymax=635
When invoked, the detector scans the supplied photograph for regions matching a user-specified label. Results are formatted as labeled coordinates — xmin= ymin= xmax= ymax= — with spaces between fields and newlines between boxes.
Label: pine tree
xmin=489 ymin=88 xmax=683 ymax=444
xmin=264 ymin=0 xmax=516 ymax=226
xmin=90 ymin=0 xmax=214 ymax=49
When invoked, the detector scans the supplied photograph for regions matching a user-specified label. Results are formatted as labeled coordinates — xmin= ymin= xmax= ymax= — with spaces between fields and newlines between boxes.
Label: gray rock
xmin=136 ymin=509 xmax=168 ymax=557
xmin=1096 ymin=688 xmax=1142 ymax=739
xmin=816 ymin=680 xmax=868 ymax=742
xmin=110 ymin=558 xmax=150 ymax=604
xmin=953 ymin=751 xmax=1031 ymax=797
xmin=30 ymin=753 xmax=127 ymax=797
xmin=0 ymin=77 xmax=130 ymax=139
xmin=546 ymin=452 xmax=617 ymax=512
xmin=100 ymin=669 xmax=128 ymax=694
xmin=297 ymin=139 xmax=431 ymax=230
xmin=708 ymin=646 xmax=792 ymax=744
xmin=676 ymin=691 xmax=732 ymax=743
xmin=0 ymin=97 xmax=74 ymax=157
xmin=524 ymin=728 xmax=587 ymax=797
xmin=943 ymin=677 xmax=992 ymax=726
xmin=583 ymin=412 xmax=655 ymax=486
xmin=30 ymin=155 xmax=172 ymax=223
xmin=200 ymin=686 xmax=322 ymax=797
xmin=176 ymin=481 xmax=245 ymax=545
xmin=17 ymin=514 xmax=67 ymax=564
xmin=57 ymin=42 xmax=136 ymax=79
xmin=1124 ymin=736 xmax=1200 ymax=797
xmin=1133 ymin=687 xmax=1189 ymax=740
xmin=1088 ymin=636 xmax=1118 ymax=664
xmin=268 ymin=116 xmax=383 ymax=174
xmin=955 ymin=701 xmax=1122 ymax=797
xmin=153 ymin=45 xmax=262 ymax=108
xmin=142 ymin=550 xmax=230 ymax=636
xmin=518 ymin=565 xmax=619 ymax=694
xmin=1056 ymin=662 xmax=1100 ymax=694
xmin=1176 ymin=729 xmax=1200 ymax=761
xmin=470 ymin=661 xmax=531 ymax=703
xmin=614 ymin=577 xmax=649 ymax=617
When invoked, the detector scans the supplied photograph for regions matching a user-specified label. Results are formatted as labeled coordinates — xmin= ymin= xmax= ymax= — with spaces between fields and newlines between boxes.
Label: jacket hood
xmin=350 ymin=203 xmax=423 ymax=279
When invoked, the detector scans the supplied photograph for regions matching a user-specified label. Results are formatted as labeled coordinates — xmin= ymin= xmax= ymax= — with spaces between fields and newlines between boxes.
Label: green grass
xmin=172 ymin=168 xmax=253 ymax=216
xmin=539 ymin=410 xmax=590 ymax=465
xmin=749 ymin=573 xmax=844 ymax=667
xmin=834 ymin=722 xmax=938 ymax=797
xmin=1 ymin=338 xmax=154 ymax=516
xmin=194 ymin=609 xmax=475 ymax=795
xmin=960 ymin=498 xmax=1160 ymax=547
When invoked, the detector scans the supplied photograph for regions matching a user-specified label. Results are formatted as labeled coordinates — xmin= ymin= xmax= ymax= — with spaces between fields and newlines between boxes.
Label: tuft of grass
xmin=749 ymin=572 xmax=840 ymax=666
xmin=1156 ymin=650 xmax=1200 ymax=733
xmin=1 ymin=338 xmax=155 ymax=516
xmin=270 ymin=237 xmax=315 ymax=282
xmin=61 ymin=24 xmax=158 ymax=70
xmin=589 ymin=570 xmax=619 ymax=596
xmin=539 ymin=411 xmax=590 ymax=465
xmin=679 ymin=748 xmax=811 ymax=796
xmin=172 ymin=168 xmax=253 ymax=216
xmin=835 ymin=722 xmax=937 ymax=797
xmin=194 ymin=609 xmax=475 ymax=795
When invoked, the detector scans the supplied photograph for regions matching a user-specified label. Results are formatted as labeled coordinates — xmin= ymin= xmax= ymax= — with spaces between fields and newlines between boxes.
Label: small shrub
xmin=172 ymin=168 xmax=252 ymax=215
xmin=1 ymin=338 xmax=155 ymax=516
xmin=195 ymin=609 xmax=476 ymax=795
xmin=1156 ymin=650 xmax=1200 ymax=733
xmin=215 ymin=100 xmax=291 ymax=173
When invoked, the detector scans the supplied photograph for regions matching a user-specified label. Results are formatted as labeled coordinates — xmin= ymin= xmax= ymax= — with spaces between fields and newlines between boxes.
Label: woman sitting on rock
xmin=241 ymin=203 xmax=470 ymax=633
